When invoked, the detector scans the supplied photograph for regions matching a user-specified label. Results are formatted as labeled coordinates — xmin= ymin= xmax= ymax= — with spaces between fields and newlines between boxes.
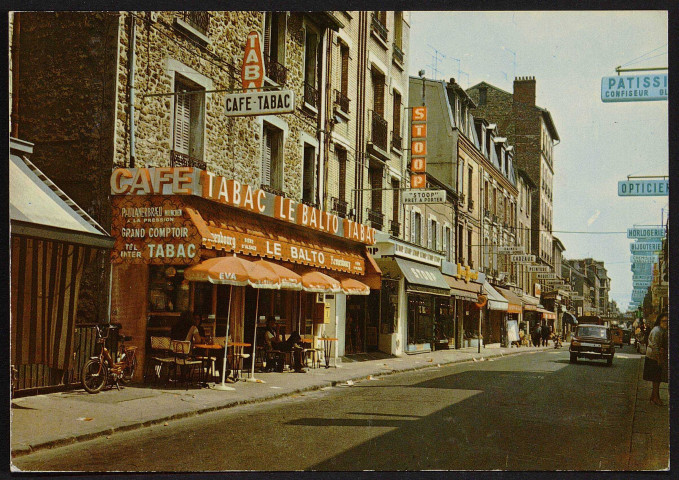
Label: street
xmin=13 ymin=345 xmax=661 ymax=472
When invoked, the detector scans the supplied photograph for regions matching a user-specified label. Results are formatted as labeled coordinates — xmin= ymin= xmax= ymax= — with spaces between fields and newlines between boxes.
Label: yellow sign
xmin=456 ymin=263 xmax=478 ymax=283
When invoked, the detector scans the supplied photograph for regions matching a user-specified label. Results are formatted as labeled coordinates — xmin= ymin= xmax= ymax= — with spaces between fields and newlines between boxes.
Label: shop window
xmin=261 ymin=123 xmax=284 ymax=191
xmin=380 ymin=279 xmax=399 ymax=334
xmin=148 ymin=266 xmax=191 ymax=314
xmin=302 ymin=143 xmax=316 ymax=204
xmin=173 ymin=74 xmax=205 ymax=165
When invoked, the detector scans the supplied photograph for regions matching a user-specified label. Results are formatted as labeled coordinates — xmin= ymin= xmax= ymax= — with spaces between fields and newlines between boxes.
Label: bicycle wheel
xmin=120 ymin=355 xmax=137 ymax=385
xmin=82 ymin=359 xmax=107 ymax=393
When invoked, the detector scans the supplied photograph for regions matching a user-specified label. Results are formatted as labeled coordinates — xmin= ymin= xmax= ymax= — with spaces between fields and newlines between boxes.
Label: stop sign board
xmin=242 ymin=31 xmax=265 ymax=91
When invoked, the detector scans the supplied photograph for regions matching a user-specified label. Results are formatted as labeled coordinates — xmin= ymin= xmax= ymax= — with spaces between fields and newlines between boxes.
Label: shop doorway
xmin=346 ymin=296 xmax=365 ymax=354
xmin=407 ymin=294 xmax=434 ymax=346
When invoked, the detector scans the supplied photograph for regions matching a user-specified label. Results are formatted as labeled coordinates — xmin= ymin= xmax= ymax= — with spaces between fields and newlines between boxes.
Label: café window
xmin=148 ymin=265 xmax=191 ymax=314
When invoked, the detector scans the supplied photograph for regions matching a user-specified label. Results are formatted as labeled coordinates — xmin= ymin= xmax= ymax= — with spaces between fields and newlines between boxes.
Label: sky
xmin=407 ymin=11 xmax=669 ymax=311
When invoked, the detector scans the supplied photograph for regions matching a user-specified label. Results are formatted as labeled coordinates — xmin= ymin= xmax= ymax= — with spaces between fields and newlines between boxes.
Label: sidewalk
xmin=10 ymin=343 xmax=668 ymax=470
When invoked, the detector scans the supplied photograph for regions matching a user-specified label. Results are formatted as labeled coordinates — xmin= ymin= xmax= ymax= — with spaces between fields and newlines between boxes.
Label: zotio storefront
xmin=109 ymin=167 xmax=379 ymax=380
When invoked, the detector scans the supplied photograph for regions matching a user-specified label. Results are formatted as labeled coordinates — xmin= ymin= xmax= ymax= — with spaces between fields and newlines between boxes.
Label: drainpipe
xmin=128 ymin=13 xmax=137 ymax=168
xmin=11 ymin=12 xmax=20 ymax=138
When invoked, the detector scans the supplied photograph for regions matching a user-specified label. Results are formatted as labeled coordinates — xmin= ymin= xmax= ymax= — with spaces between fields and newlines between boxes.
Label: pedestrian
xmin=531 ymin=323 xmax=541 ymax=347
xmin=541 ymin=322 xmax=550 ymax=347
xmin=643 ymin=312 xmax=668 ymax=406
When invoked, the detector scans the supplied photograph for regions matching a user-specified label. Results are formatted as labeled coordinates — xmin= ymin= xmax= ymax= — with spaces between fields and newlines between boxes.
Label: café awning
xmin=184 ymin=255 xmax=255 ymax=286
xmin=444 ymin=275 xmax=481 ymax=301
xmin=301 ymin=271 xmax=342 ymax=293
xmin=254 ymin=259 xmax=302 ymax=290
xmin=483 ymin=282 xmax=508 ymax=311
xmin=340 ymin=278 xmax=371 ymax=296
xmin=395 ymin=257 xmax=450 ymax=294
xmin=495 ymin=287 xmax=524 ymax=314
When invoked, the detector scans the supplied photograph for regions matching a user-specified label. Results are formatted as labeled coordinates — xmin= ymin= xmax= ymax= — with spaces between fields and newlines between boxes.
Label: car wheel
xmin=570 ymin=353 xmax=577 ymax=363
xmin=607 ymin=356 xmax=613 ymax=367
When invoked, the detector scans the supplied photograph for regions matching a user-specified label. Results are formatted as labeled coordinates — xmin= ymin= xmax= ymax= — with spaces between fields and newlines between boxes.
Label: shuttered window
xmin=174 ymin=90 xmax=191 ymax=154
xmin=262 ymin=124 xmax=283 ymax=190
xmin=427 ymin=219 xmax=433 ymax=249
xmin=173 ymin=75 xmax=205 ymax=162
xmin=261 ymin=127 xmax=272 ymax=186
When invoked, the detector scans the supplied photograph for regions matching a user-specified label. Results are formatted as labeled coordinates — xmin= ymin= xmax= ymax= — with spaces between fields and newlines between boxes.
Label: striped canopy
xmin=184 ymin=255 xmax=281 ymax=289
xmin=340 ymin=278 xmax=371 ymax=296
xmin=301 ymin=271 xmax=342 ymax=293
xmin=253 ymin=260 xmax=302 ymax=290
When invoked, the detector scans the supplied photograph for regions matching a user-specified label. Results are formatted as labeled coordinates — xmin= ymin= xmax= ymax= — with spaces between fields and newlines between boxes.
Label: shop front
xmin=521 ymin=294 xmax=543 ymax=331
xmin=109 ymin=167 xmax=378 ymax=380
xmin=482 ymin=282 xmax=509 ymax=345
xmin=496 ymin=286 xmax=525 ymax=343
xmin=442 ymin=262 xmax=484 ymax=349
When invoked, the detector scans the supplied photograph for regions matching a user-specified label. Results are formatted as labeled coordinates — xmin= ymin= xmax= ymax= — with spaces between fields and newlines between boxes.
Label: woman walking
xmin=643 ymin=312 xmax=668 ymax=406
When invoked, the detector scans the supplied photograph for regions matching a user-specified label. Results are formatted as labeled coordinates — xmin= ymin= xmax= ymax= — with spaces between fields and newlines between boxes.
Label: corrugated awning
xmin=496 ymin=286 xmax=523 ymax=314
xmin=444 ymin=275 xmax=482 ymax=301
xmin=483 ymin=282 xmax=508 ymax=311
xmin=10 ymin=154 xmax=113 ymax=248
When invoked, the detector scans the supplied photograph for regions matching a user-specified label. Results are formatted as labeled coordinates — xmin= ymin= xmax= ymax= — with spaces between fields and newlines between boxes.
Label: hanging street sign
xmin=536 ymin=273 xmax=558 ymax=280
xmin=633 ymin=275 xmax=653 ymax=281
xmin=571 ymin=295 xmax=584 ymax=301
xmin=630 ymin=241 xmax=662 ymax=253
xmin=402 ymin=189 xmax=447 ymax=204
xmin=526 ymin=265 xmax=550 ymax=273
xmin=410 ymin=106 xmax=428 ymax=189
xmin=510 ymin=254 xmax=536 ymax=263
xmin=601 ymin=73 xmax=668 ymax=103
xmin=618 ymin=179 xmax=668 ymax=196
xmin=633 ymin=281 xmax=652 ymax=288
xmin=498 ymin=246 xmax=524 ymax=254
xmin=224 ymin=90 xmax=295 ymax=116
xmin=627 ymin=227 xmax=665 ymax=239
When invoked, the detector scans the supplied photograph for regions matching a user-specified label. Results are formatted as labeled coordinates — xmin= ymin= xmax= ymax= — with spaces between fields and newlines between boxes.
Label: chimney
xmin=513 ymin=76 xmax=536 ymax=106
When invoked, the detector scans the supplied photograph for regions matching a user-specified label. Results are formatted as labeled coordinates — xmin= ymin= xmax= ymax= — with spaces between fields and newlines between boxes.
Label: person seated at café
xmin=171 ymin=312 xmax=204 ymax=345
xmin=264 ymin=317 xmax=305 ymax=373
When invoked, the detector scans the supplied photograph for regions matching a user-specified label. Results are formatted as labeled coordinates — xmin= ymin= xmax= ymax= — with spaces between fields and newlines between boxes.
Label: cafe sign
xmin=111 ymin=167 xmax=377 ymax=246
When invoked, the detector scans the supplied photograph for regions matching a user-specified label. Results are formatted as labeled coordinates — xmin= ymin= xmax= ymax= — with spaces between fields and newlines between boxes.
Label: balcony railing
xmin=371 ymin=14 xmax=388 ymax=43
xmin=264 ymin=57 xmax=288 ymax=86
xmin=368 ymin=209 xmax=385 ymax=230
xmin=182 ymin=11 xmax=211 ymax=35
xmin=393 ymin=43 xmax=404 ymax=64
xmin=301 ymin=198 xmax=319 ymax=210
xmin=171 ymin=150 xmax=207 ymax=170
xmin=371 ymin=111 xmax=388 ymax=152
xmin=334 ymin=89 xmax=350 ymax=114
xmin=392 ymin=131 xmax=402 ymax=151
xmin=331 ymin=197 xmax=348 ymax=217
xmin=390 ymin=219 xmax=401 ymax=237
xmin=304 ymin=82 xmax=319 ymax=110
xmin=260 ymin=183 xmax=286 ymax=197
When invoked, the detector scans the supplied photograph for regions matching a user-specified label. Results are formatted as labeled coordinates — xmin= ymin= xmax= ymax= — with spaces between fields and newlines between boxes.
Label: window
xmin=437 ymin=223 xmax=443 ymax=252
xmin=411 ymin=211 xmax=423 ymax=245
xmin=467 ymin=166 xmax=473 ymax=202
xmin=302 ymin=143 xmax=316 ymax=204
xmin=336 ymin=42 xmax=350 ymax=114
xmin=392 ymin=90 xmax=402 ymax=150
xmin=262 ymin=123 xmax=284 ymax=191
xmin=264 ymin=12 xmax=287 ymax=85
xmin=457 ymin=224 xmax=464 ymax=263
xmin=173 ymin=75 xmax=205 ymax=164
xmin=394 ymin=12 xmax=403 ymax=49
xmin=392 ymin=179 xmax=400 ymax=228
xmin=468 ymin=230 xmax=473 ymax=267
xmin=428 ymin=219 xmax=434 ymax=249
xmin=444 ymin=226 xmax=450 ymax=261
xmin=304 ymin=27 xmax=320 ymax=108
xmin=337 ymin=147 xmax=347 ymax=203
xmin=484 ymin=180 xmax=489 ymax=212
xmin=372 ymin=69 xmax=385 ymax=117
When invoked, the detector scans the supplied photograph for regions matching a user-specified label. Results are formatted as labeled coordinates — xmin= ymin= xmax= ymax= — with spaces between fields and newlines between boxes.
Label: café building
xmin=109 ymin=167 xmax=380 ymax=380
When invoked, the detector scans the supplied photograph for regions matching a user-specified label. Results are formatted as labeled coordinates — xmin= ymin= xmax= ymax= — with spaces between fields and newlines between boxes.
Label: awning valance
xmin=396 ymin=257 xmax=450 ymax=292
xmin=522 ymin=295 xmax=540 ymax=311
xmin=496 ymin=286 xmax=523 ymax=314
xmin=444 ymin=275 xmax=482 ymax=301
xmin=539 ymin=308 xmax=556 ymax=320
xmin=483 ymin=282 xmax=508 ymax=311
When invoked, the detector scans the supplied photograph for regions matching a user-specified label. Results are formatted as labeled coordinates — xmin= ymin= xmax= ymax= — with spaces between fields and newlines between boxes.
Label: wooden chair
xmin=171 ymin=340 xmax=203 ymax=387
xmin=146 ymin=336 xmax=175 ymax=384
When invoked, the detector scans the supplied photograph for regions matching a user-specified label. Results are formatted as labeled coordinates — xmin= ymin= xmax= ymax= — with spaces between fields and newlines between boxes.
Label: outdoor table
xmin=229 ymin=342 xmax=251 ymax=381
xmin=193 ymin=343 xmax=223 ymax=383
xmin=319 ymin=337 xmax=338 ymax=368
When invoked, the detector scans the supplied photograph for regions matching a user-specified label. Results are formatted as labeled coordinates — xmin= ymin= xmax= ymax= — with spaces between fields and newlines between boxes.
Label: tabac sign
xmin=111 ymin=167 xmax=377 ymax=245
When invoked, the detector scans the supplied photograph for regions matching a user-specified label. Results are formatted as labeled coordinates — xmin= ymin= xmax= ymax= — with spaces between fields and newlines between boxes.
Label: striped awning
xmin=483 ymin=282 xmax=508 ymax=311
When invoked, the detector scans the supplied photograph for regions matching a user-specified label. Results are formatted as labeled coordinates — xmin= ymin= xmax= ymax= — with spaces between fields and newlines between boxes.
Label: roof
xmin=537 ymin=107 xmax=560 ymax=141
xmin=553 ymin=236 xmax=566 ymax=252
xmin=467 ymin=81 xmax=513 ymax=98
xmin=10 ymin=145 xmax=113 ymax=248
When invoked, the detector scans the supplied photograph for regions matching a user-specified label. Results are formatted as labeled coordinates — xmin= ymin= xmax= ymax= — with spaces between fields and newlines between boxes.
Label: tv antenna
xmin=427 ymin=44 xmax=446 ymax=80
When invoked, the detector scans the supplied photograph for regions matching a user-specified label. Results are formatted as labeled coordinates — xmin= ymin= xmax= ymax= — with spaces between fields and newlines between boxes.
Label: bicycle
xmin=81 ymin=324 xmax=137 ymax=394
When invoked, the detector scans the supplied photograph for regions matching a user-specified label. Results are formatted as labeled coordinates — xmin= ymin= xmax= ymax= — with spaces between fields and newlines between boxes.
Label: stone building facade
xmin=515 ymin=168 xmax=535 ymax=295
xmin=466 ymin=77 xmax=560 ymax=273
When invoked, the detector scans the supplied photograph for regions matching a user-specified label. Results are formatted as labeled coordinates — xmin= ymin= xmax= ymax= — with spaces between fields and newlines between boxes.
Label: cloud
xmin=587 ymin=210 xmax=601 ymax=226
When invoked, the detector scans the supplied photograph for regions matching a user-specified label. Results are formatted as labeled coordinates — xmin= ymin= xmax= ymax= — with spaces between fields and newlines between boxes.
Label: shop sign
xmin=111 ymin=196 xmax=202 ymax=265
xmin=111 ymin=167 xmax=376 ymax=245
xmin=618 ymin=179 xmax=668 ymax=196
xmin=202 ymin=223 xmax=364 ymax=275
xmin=454 ymin=263 xmax=478 ymax=283
xmin=224 ymin=90 xmax=295 ymax=116
xmin=630 ymin=241 xmax=662 ymax=252
xmin=534 ymin=283 xmax=541 ymax=297
xmin=633 ymin=274 xmax=653 ymax=281
xmin=511 ymin=254 xmax=536 ymax=263
xmin=410 ymin=106 xmax=427 ymax=189
xmin=536 ymin=273 xmax=557 ymax=280
xmin=633 ymin=280 xmax=652 ymax=288
xmin=631 ymin=255 xmax=658 ymax=264
xmin=601 ymin=74 xmax=668 ymax=103
xmin=242 ymin=31 xmax=264 ymax=91
xmin=627 ymin=227 xmax=665 ymax=239
xmin=526 ymin=265 xmax=550 ymax=273
xmin=497 ymin=246 xmax=524 ymax=254
xmin=571 ymin=295 xmax=584 ymax=301
xmin=402 ymin=189 xmax=447 ymax=204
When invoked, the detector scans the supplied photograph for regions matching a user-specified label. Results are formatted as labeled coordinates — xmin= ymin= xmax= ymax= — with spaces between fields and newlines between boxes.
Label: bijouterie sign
xmin=111 ymin=167 xmax=376 ymax=245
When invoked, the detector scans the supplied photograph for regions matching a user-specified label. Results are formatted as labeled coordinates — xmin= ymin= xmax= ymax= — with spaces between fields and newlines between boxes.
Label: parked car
xmin=621 ymin=327 xmax=632 ymax=345
xmin=569 ymin=324 xmax=615 ymax=366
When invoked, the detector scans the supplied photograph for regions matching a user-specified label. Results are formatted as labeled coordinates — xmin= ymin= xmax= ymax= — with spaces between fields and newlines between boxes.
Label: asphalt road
xmin=13 ymin=346 xmax=644 ymax=472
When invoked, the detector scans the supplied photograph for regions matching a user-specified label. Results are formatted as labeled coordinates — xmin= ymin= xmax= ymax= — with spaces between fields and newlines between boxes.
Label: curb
xmin=11 ymin=346 xmax=550 ymax=458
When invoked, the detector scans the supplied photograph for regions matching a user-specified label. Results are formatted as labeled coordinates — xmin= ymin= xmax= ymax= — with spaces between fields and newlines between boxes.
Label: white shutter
xmin=427 ymin=220 xmax=432 ymax=249
xmin=409 ymin=211 xmax=415 ymax=243
xmin=437 ymin=224 xmax=442 ymax=252
xmin=174 ymin=90 xmax=190 ymax=154
xmin=261 ymin=127 xmax=272 ymax=186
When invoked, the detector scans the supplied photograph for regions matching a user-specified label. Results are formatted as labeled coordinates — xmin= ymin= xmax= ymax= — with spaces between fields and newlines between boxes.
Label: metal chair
xmin=171 ymin=340 xmax=203 ymax=387
xmin=146 ymin=336 xmax=175 ymax=384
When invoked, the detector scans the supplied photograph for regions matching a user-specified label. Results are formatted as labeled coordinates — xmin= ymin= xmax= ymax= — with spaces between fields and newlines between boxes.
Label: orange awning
xmin=301 ymin=271 xmax=342 ymax=293
xmin=340 ymin=278 xmax=370 ymax=296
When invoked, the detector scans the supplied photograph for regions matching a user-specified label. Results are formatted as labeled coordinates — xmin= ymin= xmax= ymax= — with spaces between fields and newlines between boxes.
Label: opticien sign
xmin=618 ymin=180 xmax=668 ymax=196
